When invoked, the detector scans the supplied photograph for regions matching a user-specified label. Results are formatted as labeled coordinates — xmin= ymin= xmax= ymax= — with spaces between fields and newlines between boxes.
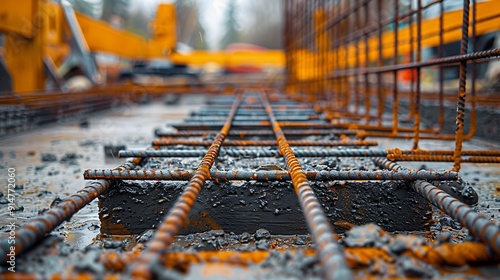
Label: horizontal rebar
xmin=193 ymin=109 xmax=317 ymax=116
xmin=387 ymin=154 xmax=500 ymax=163
xmin=170 ymin=122 xmax=342 ymax=130
xmin=118 ymin=148 xmax=388 ymax=158
xmin=387 ymin=148 xmax=500 ymax=157
xmin=83 ymin=168 xmax=459 ymax=181
xmin=155 ymin=128 xmax=356 ymax=138
xmin=152 ymin=138 xmax=378 ymax=147
xmin=184 ymin=115 xmax=319 ymax=122
xmin=373 ymin=158 xmax=500 ymax=256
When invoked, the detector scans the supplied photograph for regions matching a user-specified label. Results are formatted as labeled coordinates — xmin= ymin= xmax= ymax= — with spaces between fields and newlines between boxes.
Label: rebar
xmin=118 ymin=148 xmax=389 ymax=158
xmin=84 ymin=168 xmax=459 ymax=181
xmin=170 ymin=122 xmax=350 ymax=131
xmin=152 ymin=138 xmax=378 ymax=147
xmin=155 ymin=128 xmax=356 ymax=138
xmin=129 ymin=93 xmax=243 ymax=279
xmin=387 ymin=154 xmax=500 ymax=163
xmin=193 ymin=108 xmax=317 ymax=116
xmin=373 ymin=157 xmax=500 ymax=256
xmin=0 ymin=159 xmax=141 ymax=263
xmin=185 ymin=115 xmax=319 ymax=122
xmin=259 ymin=92 xmax=352 ymax=280
xmin=453 ymin=0 xmax=470 ymax=172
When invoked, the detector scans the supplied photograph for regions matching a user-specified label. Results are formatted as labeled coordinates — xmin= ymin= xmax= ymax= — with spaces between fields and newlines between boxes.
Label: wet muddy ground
xmin=0 ymin=94 xmax=499 ymax=278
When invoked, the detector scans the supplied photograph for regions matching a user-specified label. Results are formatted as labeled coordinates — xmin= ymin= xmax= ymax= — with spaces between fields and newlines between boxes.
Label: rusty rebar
xmin=0 ymin=159 xmax=142 ymax=263
xmin=373 ymin=157 xmax=500 ymax=256
xmin=412 ymin=180 xmax=500 ymax=255
xmin=387 ymin=148 xmax=500 ymax=156
xmin=387 ymin=154 xmax=500 ymax=163
xmin=118 ymin=148 xmax=390 ymax=158
xmin=84 ymin=168 xmax=458 ymax=181
xmin=170 ymin=122 xmax=350 ymax=131
xmin=453 ymin=0 xmax=470 ymax=172
xmin=129 ymin=93 xmax=243 ymax=279
xmin=185 ymin=115 xmax=319 ymax=122
xmin=194 ymin=108 xmax=317 ymax=116
xmin=259 ymin=92 xmax=352 ymax=280
xmin=155 ymin=128 xmax=356 ymax=138
xmin=120 ymin=147 xmax=500 ymax=160
xmin=153 ymin=138 xmax=377 ymax=147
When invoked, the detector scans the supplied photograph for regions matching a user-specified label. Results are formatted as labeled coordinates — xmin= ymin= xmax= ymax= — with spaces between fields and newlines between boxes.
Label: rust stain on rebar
xmin=129 ymin=93 xmax=244 ymax=279
xmin=259 ymin=92 xmax=352 ymax=280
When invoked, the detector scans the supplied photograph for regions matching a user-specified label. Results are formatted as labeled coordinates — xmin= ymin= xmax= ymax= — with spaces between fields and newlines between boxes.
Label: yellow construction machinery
xmin=0 ymin=0 xmax=285 ymax=93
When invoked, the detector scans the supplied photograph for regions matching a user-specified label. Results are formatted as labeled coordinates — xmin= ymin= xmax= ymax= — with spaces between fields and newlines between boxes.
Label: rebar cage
xmin=284 ymin=0 xmax=500 ymax=171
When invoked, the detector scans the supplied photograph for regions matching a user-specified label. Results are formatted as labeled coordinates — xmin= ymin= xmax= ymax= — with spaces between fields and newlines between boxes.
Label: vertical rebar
xmin=376 ymin=0 xmax=384 ymax=126
xmin=260 ymin=92 xmax=352 ymax=280
xmin=453 ymin=0 xmax=470 ymax=172
xmin=438 ymin=0 xmax=445 ymax=132
xmin=392 ymin=0 xmax=399 ymax=135
xmin=363 ymin=1 xmax=371 ymax=123
xmin=129 ymin=94 xmax=243 ymax=279
xmin=412 ymin=0 xmax=422 ymax=150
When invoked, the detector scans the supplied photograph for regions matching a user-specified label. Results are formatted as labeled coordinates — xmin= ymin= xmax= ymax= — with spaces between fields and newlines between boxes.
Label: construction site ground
xmin=0 ymin=94 xmax=499 ymax=279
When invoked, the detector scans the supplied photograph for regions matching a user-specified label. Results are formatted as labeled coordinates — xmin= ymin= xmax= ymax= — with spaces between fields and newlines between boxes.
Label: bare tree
xmin=220 ymin=0 xmax=240 ymax=49
xmin=176 ymin=0 xmax=207 ymax=50
xmin=239 ymin=0 xmax=283 ymax=49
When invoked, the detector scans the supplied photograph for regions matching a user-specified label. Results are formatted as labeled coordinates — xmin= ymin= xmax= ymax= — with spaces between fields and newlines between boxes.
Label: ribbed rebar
xmin=193 ymin=108 xmax=317 ymax=116
xmin=453 ymin=0 xmax=470 ymax=172
xmin=118 ymin=148 xmax=388 ymax=158
xmin=84 ymin=168 xmax=458 ymax=181
xmin=170 ymin=122 xmax=346 ymax=130
xmin=185 ymin=115 xmax=318 ymax=122
xmin=155 ymin=128 xmax=356 ymax=138
xmin=0 ymin=159 xmax=141 ymax=263
xmin=373 ymin=157 xmax=500 ymax=256
xmin=152 ymin=138 xmax=377 ymax=147
xmin=412 ymin=180 xmax=500 ymax=255
xmin=259 ymin=92 xmax=352 ymax=280
xmin=129 ymin=93 xmax=243 ymax=279
xmin=387 ymin=148 xmax=500 ymax=157
xmin=388 ymin=154 xmax=500 ymax=163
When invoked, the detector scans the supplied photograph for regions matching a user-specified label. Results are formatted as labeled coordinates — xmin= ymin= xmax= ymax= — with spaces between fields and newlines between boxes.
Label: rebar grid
xmin=284 ymin=0 xmax=500 ymax=171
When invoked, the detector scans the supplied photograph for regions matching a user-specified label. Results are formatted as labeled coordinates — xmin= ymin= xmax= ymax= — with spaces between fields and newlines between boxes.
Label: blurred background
xmin=66 ymin=0 xmax=284 ymax=50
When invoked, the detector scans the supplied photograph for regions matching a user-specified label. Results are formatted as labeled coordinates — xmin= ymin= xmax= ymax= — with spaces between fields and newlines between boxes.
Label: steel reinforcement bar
xmin=373 ymin=158 xmax=500 ymax=256
xmin=259 ymin=92 xmax=352 ymax=280
xmin=83 ymin=168 xmax=459 ymax=181
xmin=0 ymin=159 xmax=143 ymax=263
xmin=155 ymin=128 xmax=357 ymax=138
xmin=128 ymin=93 xmax=244 ymax=279
xmin=118 ymin=148 xmax=500 ymax=159
xmin=152 ymin=138 xmax=378 ymax=147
